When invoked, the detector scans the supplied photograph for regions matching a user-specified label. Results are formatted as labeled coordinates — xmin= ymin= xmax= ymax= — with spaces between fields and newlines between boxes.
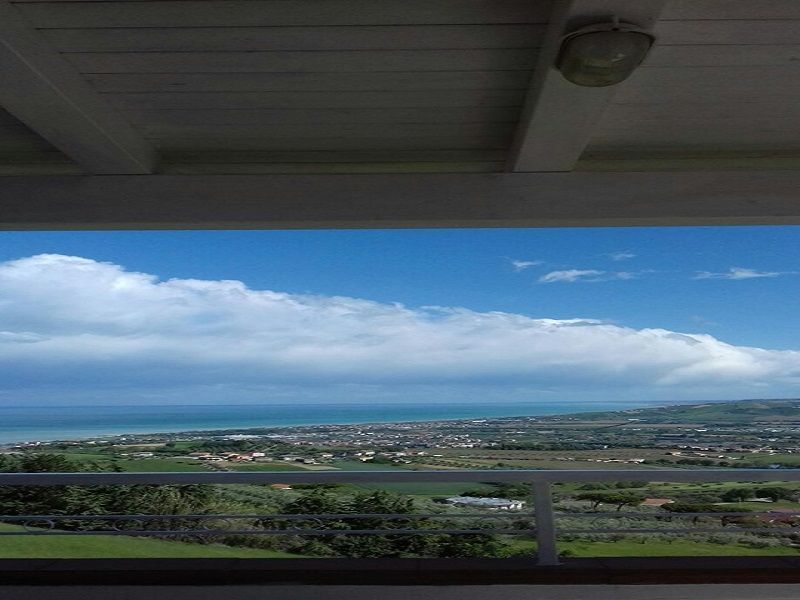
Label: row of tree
xmin=0 ymin=454 xmax=511 ymax=558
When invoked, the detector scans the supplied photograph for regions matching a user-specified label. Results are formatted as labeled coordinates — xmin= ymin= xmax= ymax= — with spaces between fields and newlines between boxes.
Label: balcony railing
xmin=2 ymin=469 xmax=800 ymax=566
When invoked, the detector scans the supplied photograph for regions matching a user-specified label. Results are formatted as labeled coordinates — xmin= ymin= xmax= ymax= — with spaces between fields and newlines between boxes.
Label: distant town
xmin=6 ymin=398 xmax=800 ymax=473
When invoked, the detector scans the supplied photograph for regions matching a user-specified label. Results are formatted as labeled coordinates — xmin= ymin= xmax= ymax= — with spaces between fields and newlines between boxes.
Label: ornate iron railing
xmin=2 ymin=469 xmax=800 ymax=565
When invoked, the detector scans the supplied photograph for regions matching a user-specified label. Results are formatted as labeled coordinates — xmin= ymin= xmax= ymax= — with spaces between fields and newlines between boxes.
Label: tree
xmin=662 ymin=502 xmax=730 ymax=525
xmin=720 ymin=488 xmax=752 ymax=503
xmin=754 ymin=486 xmax=795 ymax=502
xmin=576 ymin=492 xmax=608 ymax=511
xmin=460 ymin=483 xmax=529 ymax=500
xmin=605 ymin=491 xmax=647 ymax=511
xmin=0 ymin=453 xmax=81 ymax=517
xmin=284 ymin=489 xmax=342 ymax=515
xmin=0 ymin=453 xmax=218 ymax=535
xmin=576 ymin=491 xmax=646 ymax=511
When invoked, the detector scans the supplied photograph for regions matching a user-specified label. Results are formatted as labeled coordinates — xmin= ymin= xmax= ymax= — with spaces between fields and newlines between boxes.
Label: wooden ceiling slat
xmin=161 ymin=162 xmax=506 ymax=174
xmin=40 ymin=25 xmax=546 ymax=52
xmin=645 ymin=45 xmax=800 ymax=67
xmin=0 ymin=1 xmax=156 ymax=173
xmin=612 ymin=66 xmax=800 ymax=103
xmin=662 ymin=0 xmax=800 ymax=20
xmin=13 ymin=0 xmax=551 ymax=27
xmin=86 ymin=71 xmax=532 ymax=93
xmin=103 ymin=90 xmax=527 ymax=110
xmin=597 ymin=102 xmax=800 ymax=121
xmin=655 ymin=19 xmax=800 ymax=45
xmin=160 ymin=149 xmax=507 ymax=163
xmin=137 ymin=121 xmax=515 ymax=138
xmin=123 ymin=107 xmax=520 ymax=126
xmin=0 ymin=133 xmax=64 ymax=151
xmin=590 ymin=128 xmax=800 ymax=150
xmin=152 ymin=136 xmax=511 ymax=152
xmin=65 ymin=49 xmax=538 ymax=74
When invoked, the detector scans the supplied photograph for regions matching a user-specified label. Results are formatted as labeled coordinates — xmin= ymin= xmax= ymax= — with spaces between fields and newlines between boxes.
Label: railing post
xmin=532 ymin=481 xmax=560 ymax=566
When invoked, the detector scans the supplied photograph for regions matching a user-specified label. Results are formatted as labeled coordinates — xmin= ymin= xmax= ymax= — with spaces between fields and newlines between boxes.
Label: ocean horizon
xmin=0 ymin=400 xmax=671 ymax=445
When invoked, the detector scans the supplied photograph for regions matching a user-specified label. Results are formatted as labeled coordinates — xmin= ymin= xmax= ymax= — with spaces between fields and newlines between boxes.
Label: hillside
xmin=547 ymin=399 xmax=800 ymax=424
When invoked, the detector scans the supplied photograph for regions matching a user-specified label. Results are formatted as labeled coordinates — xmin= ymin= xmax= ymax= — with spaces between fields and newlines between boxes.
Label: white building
xmin=445 ymin=496 xmax=525 ymax=510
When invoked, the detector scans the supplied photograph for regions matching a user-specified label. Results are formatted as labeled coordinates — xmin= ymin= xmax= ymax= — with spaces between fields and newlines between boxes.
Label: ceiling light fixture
xmin=556 ymin=18 xmax=655 ymax=87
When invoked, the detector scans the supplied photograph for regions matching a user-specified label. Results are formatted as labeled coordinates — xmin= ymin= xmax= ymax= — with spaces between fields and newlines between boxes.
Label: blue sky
xmin=0 ymin=226 xmax=798 ymax=406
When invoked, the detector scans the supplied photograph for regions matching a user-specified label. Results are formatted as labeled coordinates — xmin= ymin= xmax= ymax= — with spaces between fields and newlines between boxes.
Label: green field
xmin=0 ymin=525 xmax=301 ymax=558
xmin=563 ymin=540 xmax=800 ymax=557
xmin=558 ymin=399 xmax=800 ymax=424
xmin=36 ymin=453 xmax=209 ymax=472
xmin=508 ymin=537 xmax=800 ymax=557
xmin=229 ymin=462 xmax=312 ymax=472
xmin=5 ymin=521 xmax=799 ymax=559
xmin=329 ymin=460 xmax=493 ymax=497
xmin=350 ymin=481 xmax=494 ymax=497
xmin=732 ymin=453 xmax=800 ymax=466
xmin=111 ymin=458 xmax=208 ymax=472
xmin=56 ymin=452 xmax=113 ymax=462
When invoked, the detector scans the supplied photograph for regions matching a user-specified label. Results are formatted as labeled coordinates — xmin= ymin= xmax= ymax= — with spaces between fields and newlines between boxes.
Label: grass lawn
xmin=0 ymin=525 xmax=302 ymax=558
xmin=730 ymin=453 xmax=800 ymax=466
xmin=351 ymin=481 xmax=494 ymax=497
xmin=720 ymin=500 xmax=800 ymax=511
xmin=110 ymin=458 xmax=208 ymax=472
xmin=646 ymin=481 xmax=800 ymax=499
xmin=562 ymin=539 xmax=800 ymax=557
xmin=229 ymin=462 xmax=309 ymax=472
xmin=334 ymin=460 xmax=408 ymax=471
xmin=331 ymin=460 xmax=495 ymax=497
xmin=56 ymin=452 xmax=112 ymax=462
xmin=507 ymin=537 xmax=800 ymax=557
xmin=46 ymin=454 xmax=209 ymax=472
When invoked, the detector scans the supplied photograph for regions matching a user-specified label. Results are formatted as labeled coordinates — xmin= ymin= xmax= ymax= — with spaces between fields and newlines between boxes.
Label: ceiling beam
xmin=506 ymin=0 xmax=666 ymax=172
xmin=0 ymin=171 xmax=798 ymax=230
xmin=0 ymin=2 xmax=157 ymax=174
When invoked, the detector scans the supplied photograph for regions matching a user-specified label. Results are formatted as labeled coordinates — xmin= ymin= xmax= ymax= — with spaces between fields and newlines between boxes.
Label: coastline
xmin=2 ymin=397 xmax=770 ymax=449
xmin=2 ymin=411 xmax=554 ymax=448
xmin=0 ymin=400 xmax=665 ymax=448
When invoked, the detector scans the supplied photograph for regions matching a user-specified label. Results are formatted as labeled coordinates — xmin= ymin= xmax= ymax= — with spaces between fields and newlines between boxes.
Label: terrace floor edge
xmin=2 ymin=557 xmax=800 ymax=586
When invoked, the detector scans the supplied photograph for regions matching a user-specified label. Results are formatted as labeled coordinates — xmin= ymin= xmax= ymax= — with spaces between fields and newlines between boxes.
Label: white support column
xmin=506 ymin=0 xmax=666 ymax=172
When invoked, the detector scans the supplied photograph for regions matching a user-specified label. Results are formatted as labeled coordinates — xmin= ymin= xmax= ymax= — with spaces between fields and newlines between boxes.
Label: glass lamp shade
xmin=556 ymin=23 xmax=655 ymax=87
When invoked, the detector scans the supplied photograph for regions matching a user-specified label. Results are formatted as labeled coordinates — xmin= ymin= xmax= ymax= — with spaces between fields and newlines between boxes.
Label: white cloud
xmin=693 ymin=267 xmax=784 ymax=280
xmin=607 ymin=251 xmax=636 ymax=261
xmin=510 ymin=259 xmax=543 ymax=271
xmin=537 ymin=270 xmax=636 ymax=283
xmin=0 ymin=254 xmax=798 ymax=402
xmin=539 ymin=269 xmax=605 ymax=283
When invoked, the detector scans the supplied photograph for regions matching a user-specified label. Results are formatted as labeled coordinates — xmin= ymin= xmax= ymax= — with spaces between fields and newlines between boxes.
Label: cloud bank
xmin=0 ymin=254 xmax=798 ymax=404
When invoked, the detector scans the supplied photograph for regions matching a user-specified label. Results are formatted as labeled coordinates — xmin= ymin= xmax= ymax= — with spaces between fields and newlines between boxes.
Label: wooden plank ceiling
xmin=581 ymin=0 xmax=800 ymax=168
xmin=0 ymin=0 xmax=799 ymax=175
xmin=0 ymin=108 xmax=78 ymax=174
xmin=7 ymin=0 xmax=549 ymax=173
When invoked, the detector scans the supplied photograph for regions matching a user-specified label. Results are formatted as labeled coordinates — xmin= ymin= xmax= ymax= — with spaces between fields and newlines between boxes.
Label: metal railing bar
xmin=562 ymin=527 xmax=800 ymax=535
xmin=2 ymin=469 xmax=800 ymax=486
xmin=562 ymin=511 xmax=787 ymax=518
xmin=0 ymin=528 xmax=532 ymax=537
xmin=0 ymin=513 xmax=536 ymax=521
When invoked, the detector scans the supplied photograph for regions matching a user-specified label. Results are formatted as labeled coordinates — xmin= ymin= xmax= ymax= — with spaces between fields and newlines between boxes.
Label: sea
xmin=0 ymin=401 xmax=660 ymax=445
